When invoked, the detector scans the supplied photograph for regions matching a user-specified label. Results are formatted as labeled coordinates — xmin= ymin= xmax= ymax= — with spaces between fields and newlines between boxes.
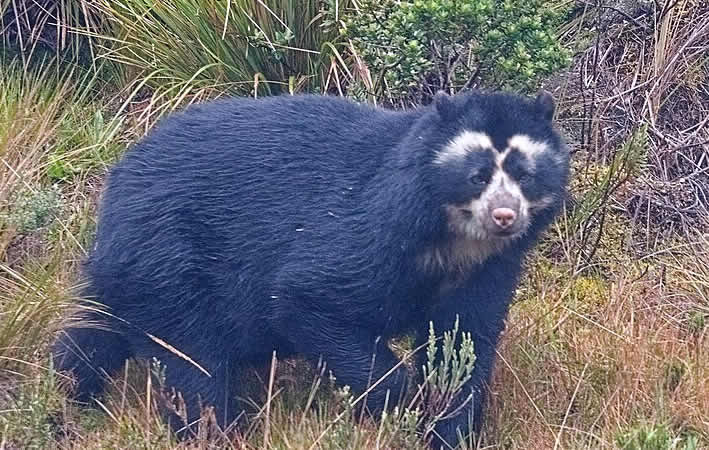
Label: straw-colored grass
xmin=1 ymin=1 xmax=708 ymax=448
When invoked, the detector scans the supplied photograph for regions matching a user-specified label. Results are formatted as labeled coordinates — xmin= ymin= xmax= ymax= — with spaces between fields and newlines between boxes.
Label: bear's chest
xmin=374 ymin=274 xmax=462 ymax=337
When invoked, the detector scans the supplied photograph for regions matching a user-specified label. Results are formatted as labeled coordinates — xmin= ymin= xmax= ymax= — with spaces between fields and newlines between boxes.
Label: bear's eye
xmin=468 ymin=170 xmax=490 ymax=186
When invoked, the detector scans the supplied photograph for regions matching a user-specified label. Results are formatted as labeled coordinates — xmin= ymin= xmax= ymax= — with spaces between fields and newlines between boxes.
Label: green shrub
xmin=4 ymin=186 xmax=62 ymax=234
xmin=419 ymin=315 xmax=476 ymax=441
xmin=339 ymin=0 xmax=571 ymax=105
xmin=616 ymin=423 xmax=699 ymax=450
xmin=315 ymin=317 xmax=477 ymax=448
xmin=0 ymin=362 xmax=63 ymax=450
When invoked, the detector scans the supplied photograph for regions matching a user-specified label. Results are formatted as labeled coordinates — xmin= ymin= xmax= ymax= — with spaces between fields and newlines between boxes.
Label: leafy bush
xmin=340 ymin=0 xmax=571 ymax=105
xmin=4 ymin=186 xmax=62 ymax=234
xmin=0 ymin=363 xmax=63 ymax=450
xmin=616 ymin=423 xmax=699 ymax=450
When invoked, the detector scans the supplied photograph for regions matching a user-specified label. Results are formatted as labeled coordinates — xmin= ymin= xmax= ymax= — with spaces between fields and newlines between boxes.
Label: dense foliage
xmin=340 ymin=0 xmax=571 ymax=104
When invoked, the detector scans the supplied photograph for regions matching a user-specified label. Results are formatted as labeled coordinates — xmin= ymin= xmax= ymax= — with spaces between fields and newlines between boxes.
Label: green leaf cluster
xmin=340 ymin=0 xmax=571 ymax=103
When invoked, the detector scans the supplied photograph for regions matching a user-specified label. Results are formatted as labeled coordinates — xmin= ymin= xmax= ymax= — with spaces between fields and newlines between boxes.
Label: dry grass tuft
xmin=486 ymin=250 xmax=708 ymax=448
xmin=2 ymin=1 xmax=709 ymax=448
xmin=556 ymin=0 xmax=709 ymax=243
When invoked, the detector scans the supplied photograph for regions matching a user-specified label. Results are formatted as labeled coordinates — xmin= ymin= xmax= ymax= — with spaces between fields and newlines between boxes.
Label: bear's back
xmin=88 ymin=95 xmax=421 ymax=304
xmin=107 ymin=95 xmax=416 ymax=218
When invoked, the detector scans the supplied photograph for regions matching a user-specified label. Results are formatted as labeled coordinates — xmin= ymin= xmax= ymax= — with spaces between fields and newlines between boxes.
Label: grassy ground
xmin=1 ymin=1 xmax=708 ymax=449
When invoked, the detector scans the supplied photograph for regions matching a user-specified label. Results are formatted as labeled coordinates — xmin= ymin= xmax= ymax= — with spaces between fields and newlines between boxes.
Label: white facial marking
xmin=424 ymin=165 xmax=532 ymax=274
xmin=422 ymin=133 xmax=558 ymax=274
xmin=497 ymin=171 xmax=529 ymax=214
xmin=465 ymin=169 xmax=530 ymax=230
xmin=507 ymin=134 xmax=549 ymax=166
xmin=418 ymin=237 xmax=508 ymax=273
xmin=530 ymin=195 xmax=556 ymax=212
xmin=434 ymin=131 xmax=493 ymax=165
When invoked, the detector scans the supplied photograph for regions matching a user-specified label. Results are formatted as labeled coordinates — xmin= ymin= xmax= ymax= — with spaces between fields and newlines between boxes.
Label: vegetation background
xmin=0 ymin=0 xmax=707 ymax=448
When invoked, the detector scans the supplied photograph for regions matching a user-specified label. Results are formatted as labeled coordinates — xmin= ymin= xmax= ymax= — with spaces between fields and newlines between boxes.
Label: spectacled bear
xmin=52 ymin=90 xmax=569 ymax=448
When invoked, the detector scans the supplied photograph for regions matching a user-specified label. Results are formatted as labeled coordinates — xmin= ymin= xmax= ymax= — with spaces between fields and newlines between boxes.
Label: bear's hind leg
xmin=52 ymin=325 xmax=133 ymax=403
xmin=293 ymin=321 xmax=409 ymax=416
xmin=143 ymin=349 xmax=238 ymax=437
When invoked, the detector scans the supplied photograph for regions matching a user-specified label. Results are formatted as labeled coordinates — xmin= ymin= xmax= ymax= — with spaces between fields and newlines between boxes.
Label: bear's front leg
xmin=418 ymin=274 xmax=518 ymax=449
xmin=423 ymin=326 xmax=499 ymax=449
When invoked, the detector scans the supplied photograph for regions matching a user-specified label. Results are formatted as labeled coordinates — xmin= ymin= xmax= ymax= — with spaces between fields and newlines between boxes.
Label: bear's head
xmin=416 ymin=90 xmax=569 ymax=269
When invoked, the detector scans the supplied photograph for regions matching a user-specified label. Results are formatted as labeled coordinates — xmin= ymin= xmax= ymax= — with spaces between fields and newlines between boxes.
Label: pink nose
xmin=492 ymin=208 xmax=517 ymax=228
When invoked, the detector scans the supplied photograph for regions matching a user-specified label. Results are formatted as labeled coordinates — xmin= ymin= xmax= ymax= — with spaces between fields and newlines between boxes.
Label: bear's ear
xmin=434 ymin=90 xmax=458 ymax=121
xmin=535 ymin=90 xmax=555 ymax=121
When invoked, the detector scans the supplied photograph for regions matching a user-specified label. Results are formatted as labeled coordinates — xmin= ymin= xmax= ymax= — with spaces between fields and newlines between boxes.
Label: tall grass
xmin=0 ymin=54 xmax=120 ymax=243
xmin=1 ymin=0 xmax=103 ymax=63
xmin=0 ymin=52 xmax=112 ymax=373
xmin=1 ymin=0 xmax=708 ymax=448
xmin=0 ymin=50 xmax=127 ymax=448
xmin=90 ymin=0 xmax=355 ymax=127
xmin=1 ymin=56 xmax=82 ymax=211
xmin=488 ymin=250 xmax=709 ymax=449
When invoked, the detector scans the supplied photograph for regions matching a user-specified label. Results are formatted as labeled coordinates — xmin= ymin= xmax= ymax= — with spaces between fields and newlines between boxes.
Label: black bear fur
xmin=52 ymin=91 xmax=569 ymax=447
